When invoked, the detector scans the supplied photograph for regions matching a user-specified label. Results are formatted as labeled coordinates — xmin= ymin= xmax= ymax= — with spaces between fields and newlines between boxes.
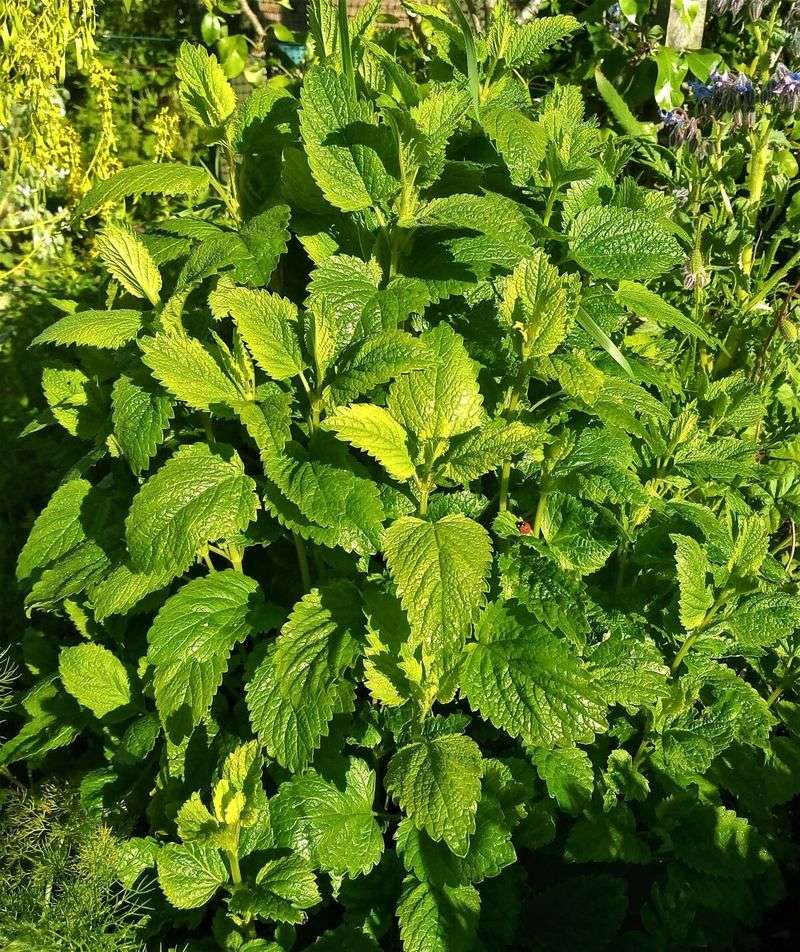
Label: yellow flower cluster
xmin=152 ymin=106 xmax=181 ymax=162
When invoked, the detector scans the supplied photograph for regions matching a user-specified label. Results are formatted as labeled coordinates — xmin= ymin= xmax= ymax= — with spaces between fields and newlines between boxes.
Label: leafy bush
xmin=5 ymin=1 xmax=800 ymax=949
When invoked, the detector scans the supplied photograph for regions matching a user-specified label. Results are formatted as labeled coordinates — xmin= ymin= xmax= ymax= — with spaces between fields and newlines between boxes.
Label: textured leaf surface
xmin=112 ymin=374 xmax=173 ymax=474
xmin=126 ymin=442 xmax=258 ymax=574
xmin=387 ymin=324 xmax=485 ymax=441
xmin=148 ymin=569 xmax=262 ymax=740
xmin=139 ymin=332 xmax=242 ymax=411
xmin=228 ymin=855 xmax=320 ymax=923
xmin=396 ymin=797 xmax=515 ymax=885
xmin=271 ymin=758 xmax=383 ymax=875
xmin=73 ymin=162 xmax=210 ymax=219
xmin=300 ymin=66 xmax=398 ymax=211
xmin=157 ymin=842 xmax=228 ymax=909
xmin=569 ymin=207 xmax=682 ymax=281
xmin=209 ymin=285 xmax=305 ymax=379
xmin=323 ymin=404 xmax=416 ymax=481
xmin=95 ymin=223 xmax=162 ymax=304
xmin=32 ymin=309 xmax=143 ymax=349
xmin=386 ymin=733 xmax=483 ymax=855
xmin=397 ymin=879 xmax=480 ymax=952
xmin=461 ymin=602 xmax=608 ymax=748
xmin=383 ymin=514 xmax=492 ymax=666
xmin=59 ymin=644 xmax=131 ymax=718
xmin=672 ymin=534 xmax=713 ymax=630
xmin=176 ymin=40 xmax=236 ymax=129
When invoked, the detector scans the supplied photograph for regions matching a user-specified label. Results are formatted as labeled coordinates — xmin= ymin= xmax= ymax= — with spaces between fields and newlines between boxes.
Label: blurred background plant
xmin=0 ymin=783 xmax=151 ymax=952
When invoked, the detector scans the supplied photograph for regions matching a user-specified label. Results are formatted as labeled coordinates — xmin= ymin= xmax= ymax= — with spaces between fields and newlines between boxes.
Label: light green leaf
xmin=59 ymin=644 xmax=131 ymax=718
xmin=111 ymin=374 xmax=173 ymax=474
xmin=228 ymin=855 xmax=320 ymax=923
xmin=139 ymin=332 xmax=243 ymax=411
xmin=147 ymin=569 xmax=263 ymax=741
xmin=383 ymin=514 xmax=492 ymax=667
xmin=397 ymin=878 xmax=480 ymax=952
xmin=387 ymin=324 xmax=485 ymax=441
xmin=17 ymin=479 xmax=92 ymax=582
xmin=157 ymin=842 xmax=228 ymax=909
xmin=126 ymin=442 xmax=258 ymax=575
xmin=327 ymin=330 xmax=430 ymax=405
xmin=32 ymin=309 xmax=144 ymax=349
xmin=73 ymin=162 xmax=210 ymax=219
xmin=299 ymin=65 xmax=398 ymax=212
xmin=386 ymin=733 xmax=483 ymax=856
xmin=322 ymin=404 xmax=416 ymax=481
xmin=271 ymin=757 xmax=383 ymax=876
xmin=616 ymin=280 xmax=716 ymax=345
xmin=209 ymin=285 xmax=305 ymax=380
xmin=505 ymin=15 xmax=580 ymax=68
xmin=570 ymin=207 xmax=683 ymax=281
xmin=95 ymin=223 xmax=162 ymax=305
xmin=481 ymin=105 xmax=546 ymax=187
xmin=437 ymin=420 xmax=539 ymax=484
xmin=500 ymin=251 xmax=579 ymax=358
xmin=461 ymin=601 xmax=608 ymax=748
xmin=672 ymin=534 xmax=714 ymax=630
xmin=247 ymin=584 xmax=362 ymax=769
xmin=176 ymin=40 xmax=236 ymax=130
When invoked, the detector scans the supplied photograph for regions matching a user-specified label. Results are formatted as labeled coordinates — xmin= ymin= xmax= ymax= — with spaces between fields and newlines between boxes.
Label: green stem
xmin=532 ymin=485 xmax=547 ymax=537
xmin=418 ymin=482 xmax=430 ymax=517
xmin=293 ymin=533 xmax=312 ymax=593
xmin=542 ymin=182 xmax=560 ymax=227
xmin=498 ymin=360 xmax=530 ymax=513
xmin=670 ymin=631 xmax=699 ymax=674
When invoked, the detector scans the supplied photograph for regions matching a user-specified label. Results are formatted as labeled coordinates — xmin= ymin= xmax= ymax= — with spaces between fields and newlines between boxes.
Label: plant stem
xmin=670 ymin=631 xmax=699 ymax=674
xmin=293 ymin=532 xmax=311 ymax=593
xmin=498 ymin=360 xmax=530 ymax=512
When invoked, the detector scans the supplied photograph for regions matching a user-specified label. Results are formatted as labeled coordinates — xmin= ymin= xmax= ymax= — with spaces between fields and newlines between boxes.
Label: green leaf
xmin=59 ymin=644 xmax=131 ymax=718
xmin=387 ymin=324 xmax=485 ymax=441
xmin=95 ymin=223 xmax=162 ymax=305
xmin=17 ymin=479 xmax=92 ymax=582
xmin=532 ymin=747 xmax=594 ymax=815
xmin=126 ymin=442 xmax=258 ymax=575
xmin=31 ymin=309 xmax=144 ymax=349
xmin=726 ymin=594 xmax=800 ymax=649
xmin=271 ymin=757 xmax=383 ymax=876
xmin=176 ymin=41 xmax=236 ymax=130
xmin=386 ymin=732 xmax=483 ymax=856
xmin=327 ymin=330 xmax=430 ymax=405
xmin=147 ymin=569 xmax=263 ymax=741
xmin=397 ymin=878 xmax=480 ymax=952
xmin=504 ymin=15 xmax=580 ymax=68
xmin=594 ymin=67 xmax=656 ymax=139
xmin=500 ymin=251 xmax=579 ymax=358
xmin=139 ymin=332 xmax=243 ymax=411
xmin=157 ymin=842 xmax=229 ymax=909
xmin=234 ymin=205 xmax=292 ymax=287
xmin=569 ymin=207 xmax=683 ymax=281
xmin=322 ymin=404 xmax=416 ymax=481
xmin=300 ymin=65 xmax=398 ymax=212
xmin=616 ymin=280 xmax=716 ymax=345
xmin=247 ymin=584 xmax=363 ymax=769
xmin=437 ymin=420 xmax=538 ymax=484
xmin=672 ymin=534 xmax=714 ymax=630
xmin=209 ymin=285 xmax=305 ymax=380
xmin=72 ymin=162 xmax=210 ymax=219
xmin=461 ymin=601 xmax=608 ymax=748
xmin=565 ymin=804 xmax=651 ymax=864
xmin=396 ymin=797 xmax=515 ymax=886
xmin=228 ymin=854 xmax=320 ymax=923
xmin=481 ymin=105 xmax=546 ymax=187
xmin=111 ymin=374 xmax=173 ymax=474
xmin=383 ymin=514 xmax=492 ymax=669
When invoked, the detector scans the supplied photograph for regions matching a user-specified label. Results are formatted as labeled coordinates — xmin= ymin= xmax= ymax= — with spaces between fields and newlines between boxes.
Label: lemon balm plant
xmin=5 ymin=1 xmax=800 ymax=949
